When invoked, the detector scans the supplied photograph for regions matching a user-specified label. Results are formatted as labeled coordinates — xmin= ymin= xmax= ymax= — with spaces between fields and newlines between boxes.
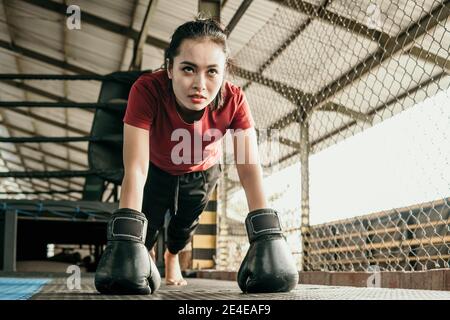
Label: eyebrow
xmin=180 ymin=61 xmax=219 ymax=68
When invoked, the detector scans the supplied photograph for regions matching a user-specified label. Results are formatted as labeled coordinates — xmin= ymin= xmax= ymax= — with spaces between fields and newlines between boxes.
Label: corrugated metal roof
xmin=73 ymin=0 xmax=135 ymax=27
xmin=6 ymin=1 xmax=64 ymax=61
xmin=148 ymin=0 xmax=198 ymax=42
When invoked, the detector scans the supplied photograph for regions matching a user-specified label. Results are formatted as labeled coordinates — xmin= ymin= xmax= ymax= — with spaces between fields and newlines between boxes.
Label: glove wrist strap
xmin=107 ymin=208 xmax=147 ymax=243
xmin=245 ymin=209 xmax=283 ymax=243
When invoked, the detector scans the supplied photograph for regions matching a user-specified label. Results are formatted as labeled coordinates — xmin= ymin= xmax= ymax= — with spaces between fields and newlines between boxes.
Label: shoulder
xmin=222 ymin=80 xmax=246 ymax=106
xmin=132 ymin=69 xmax=170 ymax=97
xmin=223 ymin=80 xmax=243 ymax=96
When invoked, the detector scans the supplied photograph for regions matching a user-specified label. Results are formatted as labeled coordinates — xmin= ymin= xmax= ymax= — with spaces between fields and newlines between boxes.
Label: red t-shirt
xmin=123 ymin=70 xmax=255 ymax=175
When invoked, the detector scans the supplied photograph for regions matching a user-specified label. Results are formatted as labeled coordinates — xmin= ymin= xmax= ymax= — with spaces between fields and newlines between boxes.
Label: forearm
xmin=237 ymin=164 xmax=268 ymax=212
xmin=119 ymin=173 xmax=147 ymax=211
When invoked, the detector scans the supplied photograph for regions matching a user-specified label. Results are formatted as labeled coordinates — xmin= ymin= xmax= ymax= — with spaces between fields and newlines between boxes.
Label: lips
xmin=188 ymin=94 xmax=206 ymax=99
xmin=189 ymin=94 xmax=207 ymax=104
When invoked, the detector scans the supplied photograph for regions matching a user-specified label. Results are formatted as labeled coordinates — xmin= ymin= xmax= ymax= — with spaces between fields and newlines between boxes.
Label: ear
xmin=167 ymin=69 xmax=173 ymax=80
xmin=166 ymin=59 xmax=173 ymax=79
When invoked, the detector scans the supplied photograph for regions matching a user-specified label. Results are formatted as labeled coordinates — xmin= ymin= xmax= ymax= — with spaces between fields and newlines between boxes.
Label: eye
xmin=182 ymin=66 xmax=194 ymax=73
xmin=208 ymin=69 xmax=218 ymax=76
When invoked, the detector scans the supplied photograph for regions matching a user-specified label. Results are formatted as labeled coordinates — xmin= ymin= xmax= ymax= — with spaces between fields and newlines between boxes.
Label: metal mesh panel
xmin=217 ymin=0 xmax=450 ymax=272
xmin=309 ymin=198 xmax=450 ymax=271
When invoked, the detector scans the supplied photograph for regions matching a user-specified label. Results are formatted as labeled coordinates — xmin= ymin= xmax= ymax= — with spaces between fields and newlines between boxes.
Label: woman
xmin=122 ymin=17 xmax=266 ymax=286
xmin=96 ymin=17 xmax=297 ymax=294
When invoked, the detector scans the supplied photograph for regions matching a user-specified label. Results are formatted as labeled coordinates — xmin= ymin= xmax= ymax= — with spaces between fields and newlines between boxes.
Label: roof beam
xmin=241 ymin=0 xmax=330 ymax=93
xmin=226 ymin=0 xmax=253 ymax=34
xmin=269 ymin=0 xmax=450 ymax=130
xmin=226 ymin=0 xmax=450 ymax=191
xmin=234 ymin=67 xmax=312 ymax=107
xmin=120 ymin=0 xmax=139 ymax=70
xmin=308 ymin=0 xmax=450 ymax=112
xmin=318 ymin=102 xmax=374 ymax=124
xmin=22 ymin=0 xmax=168 ymax=50
xmin=221 ymin=0 xmax=230 ymax=9
xmin=237 ymin=0 xmax=329 ymax=138
xmin=278 ymin=137 xmax=300 ymax=150
xmin=130 ymin=0 xmax=159 ymax=70
xmin=407 ymin=46 xmax=450 ymax=74
xmin=237 ymin=0 xmax=374 ymax=131
xmin=1 ymin=2 xmax=169 ymax=75
xmin=276 ymin=70 xmax=448 ymax=171
xmin=250 ymin=0 xmax=447 ymax=134
xmin=270 ymin=0 xmax=391 ymax=45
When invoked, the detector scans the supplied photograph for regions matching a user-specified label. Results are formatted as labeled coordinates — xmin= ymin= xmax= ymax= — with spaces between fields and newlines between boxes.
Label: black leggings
xmin=141 ymin=162 xmax=221 ymax=254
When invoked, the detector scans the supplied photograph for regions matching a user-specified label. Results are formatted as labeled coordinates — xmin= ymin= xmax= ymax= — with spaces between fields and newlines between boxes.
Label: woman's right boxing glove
xmin=95 ymin=208 xmax=161 ymax=294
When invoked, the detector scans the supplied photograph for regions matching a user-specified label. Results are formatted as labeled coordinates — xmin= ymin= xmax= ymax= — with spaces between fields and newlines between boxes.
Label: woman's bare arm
xmin=119 ymin=123 xmax=150 ymax=211
xmin=233 ymin=128 xmax=268 ymax=211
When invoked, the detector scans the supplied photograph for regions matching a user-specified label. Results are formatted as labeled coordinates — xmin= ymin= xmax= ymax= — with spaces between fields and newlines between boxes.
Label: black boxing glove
xmin=238 ymin=208 xmax=299 ymax=293
xmin=95 ymin=208 xmax=161 ymax=294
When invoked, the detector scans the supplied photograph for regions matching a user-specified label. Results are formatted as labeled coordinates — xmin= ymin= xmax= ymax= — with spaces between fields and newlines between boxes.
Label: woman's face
xmin=167 ymin=38 xmax=226 ymax=112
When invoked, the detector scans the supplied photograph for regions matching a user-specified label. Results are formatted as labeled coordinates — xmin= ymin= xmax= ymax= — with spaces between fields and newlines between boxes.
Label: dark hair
xmin=164 ymin=16 xmax=234 ymax=111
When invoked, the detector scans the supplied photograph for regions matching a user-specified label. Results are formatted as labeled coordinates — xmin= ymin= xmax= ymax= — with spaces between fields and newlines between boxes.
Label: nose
xmin=192 ymin=73 xmax=206 ymax=91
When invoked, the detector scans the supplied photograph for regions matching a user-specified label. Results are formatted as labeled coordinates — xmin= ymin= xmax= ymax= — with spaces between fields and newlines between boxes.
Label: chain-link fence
xmin=309 ymin=197 xmax=450 ymax=271
xmin=216 ymin=0 xmax=450 ymax=272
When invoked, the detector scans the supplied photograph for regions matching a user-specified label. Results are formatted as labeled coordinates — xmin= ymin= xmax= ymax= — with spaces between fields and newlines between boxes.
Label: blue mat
xmin=0 ymin=278 xmax=50 ymax=300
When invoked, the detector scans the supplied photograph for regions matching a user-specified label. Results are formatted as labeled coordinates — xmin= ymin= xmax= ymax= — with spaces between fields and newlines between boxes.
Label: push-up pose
xmin=95 ymin=17 xmax=298 ymax=294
